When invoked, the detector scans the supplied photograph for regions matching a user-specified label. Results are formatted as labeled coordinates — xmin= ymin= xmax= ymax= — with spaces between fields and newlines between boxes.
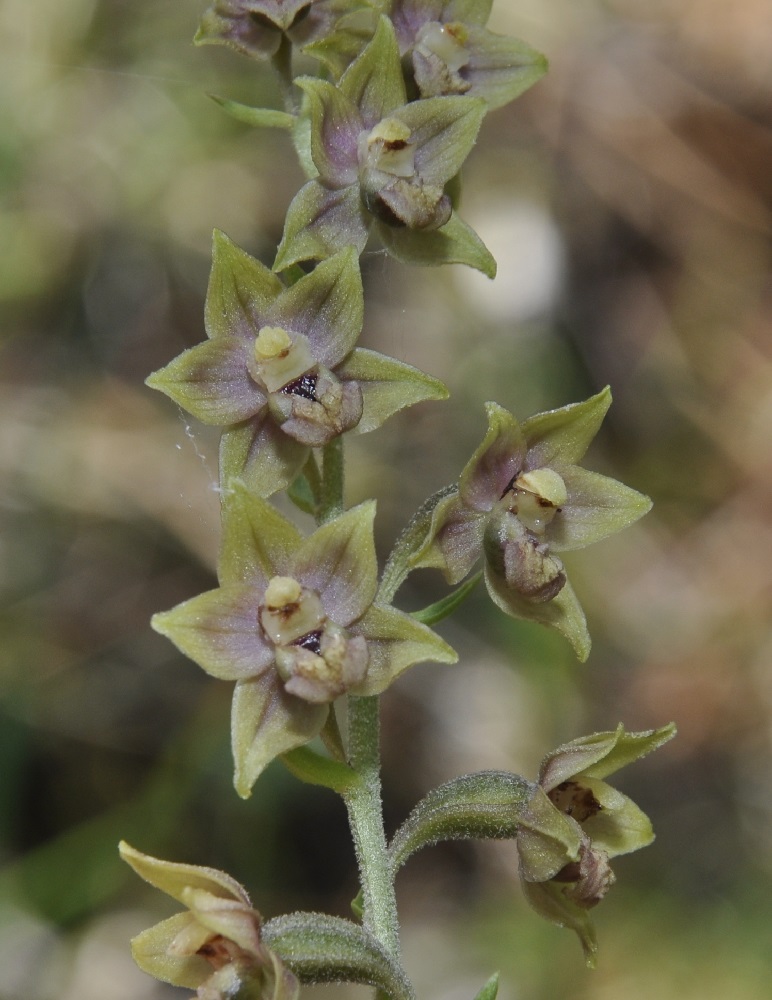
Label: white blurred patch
xmin=454 ymin=200 xmax=565 ymax=324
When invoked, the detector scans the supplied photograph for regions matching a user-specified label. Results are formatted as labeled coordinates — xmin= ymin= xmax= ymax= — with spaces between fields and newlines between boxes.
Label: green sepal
xmin=521 ymin=386 xmax=611 ymax=469
xmin=520 ymin=877 xmax=597 ymax=969
xmin=337 ymin=347 xmax=449 ymax=434
xmin=119 ymin=840 xmax=249 ymax=906
xmin=206 ymin=230 xmax=283 ymax=340
xmin=263 ymin=913 xmax=416 ymax=1000
xmin=339 ymin=15 xmax=406 ymax=124
xmin=396 ymin=95 xmax=487 ymax=187
xmin=410 ymin=571 xmax=482 ymax=626
xmin=232 ymin=674 xmax=328 ymax=798
xmin=220 ymin=484 xmax=302 ymax=586
xmin=377 ymin=211 xmax=497 ymax=278
xmin=484 ymin=566 xmax=591 ymax=662
xmin=548 ymin=466 xmax=652 ymax=552
xmin=389 ymin=770 xmax=536 ymax=874
xmin=539 ymin=723 xmax=677 ymax=789
xmin=471 ymin=972 xmax=500 ymax=1000
xmin=274 ymin=181 xmax=369 ymax=271
xmin=209 ymin=95 xmax=295 ymax=130
xmin=281 ymin=746 xmax=359 ymax=794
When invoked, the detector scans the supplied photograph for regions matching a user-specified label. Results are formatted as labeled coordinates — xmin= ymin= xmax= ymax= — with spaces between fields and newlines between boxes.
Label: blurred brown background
xmin=1 ymin=1 xmax=770 ymax=997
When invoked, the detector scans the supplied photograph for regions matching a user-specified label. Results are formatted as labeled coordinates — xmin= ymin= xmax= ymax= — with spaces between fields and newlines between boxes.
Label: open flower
xmin=516 ymin=723 xmax=676 ymax=966
xmin=387 ymin=0 xmax=547 ymax=109
xmin=152 ymin=487 xmax=456 ymax=796
xmin=195 ymin=0 xmax=367 ymax=66
xmin=146 ymin=232 xmax=446 ymax=497
xmin=119 ymin=842 xmax=299 ymax=1000
xmin=274 ymin=15 xmax=496 ymax=276
xmin=413 ymin=388 xmax=652 ymax=659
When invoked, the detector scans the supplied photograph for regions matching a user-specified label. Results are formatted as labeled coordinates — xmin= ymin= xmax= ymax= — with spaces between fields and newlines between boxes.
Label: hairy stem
xmin=343 ymin=695 xmax=402 ymax=964
xmin=320 ymin=437 xmax=345 ymax=522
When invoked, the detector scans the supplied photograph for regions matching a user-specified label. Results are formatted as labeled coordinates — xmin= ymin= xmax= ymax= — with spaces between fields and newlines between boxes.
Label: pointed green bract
xmin=410 ymin=570 xmax=481 ymax=626
xmin=471 ymin=973 xmax=500 ymax=1000
xmin=209 ymin=95 xmax=296 ymax=130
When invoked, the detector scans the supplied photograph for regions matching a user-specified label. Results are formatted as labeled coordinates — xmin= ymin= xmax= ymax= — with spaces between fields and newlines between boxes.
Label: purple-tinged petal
xmin=389 ymin=0 xmax=444 ymax=49
xmin=206 ymin=230 xmax=284 ymax=339
xmin=412 ymin=491 xmax=486 ymax=585
xmin=339 ymin=16 xmax=406 ymax=127
xmin=460 ymin=26 xmax=547 ymax=110
xmin=291 ymin=501 xmax=378 ymax=626
xmin=195 ymin=3 xmax=283 ymax=59
xmin=546 ymin=466 xmax=652 ymax=552
xmin=220 ymin=417 xmax=309 ymax=499
xmin=231 ymin=673 xmax=328 ymax=797
xmin=295 ymin=78 xmax=362 ymax=185
xmin=459 ymin=402 xmax=526 ymax=511
xmin=274 ymin=181 xmax=370 ymax=271
xmin=539 ymin=724 xmax=677 ymax=791
xmin=146 ymin=338 xmax=265 ymax=426
xmin=398 ymin=95 xmax=486 ymax=187
xmin=521 ymin=387 xmax=611 ymax=469
xmin=219 ymin=485 xmax=303 ymax=586
xmin=352 ymin=603 xmax=457 ymax=695
xmin=484 ymin=565 xmax=591 ymax=662
xmin=338 ymin=347 xmax=449 ymax=434
xmin=270 ymin=247 xmax=363 ymax=367
xmin=151 ymin=584 xmax=273 ymax=681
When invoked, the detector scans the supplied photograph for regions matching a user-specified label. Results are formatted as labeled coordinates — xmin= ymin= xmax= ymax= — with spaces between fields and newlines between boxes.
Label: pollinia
xmin=120 ymin=2 xmax=675 ymax=996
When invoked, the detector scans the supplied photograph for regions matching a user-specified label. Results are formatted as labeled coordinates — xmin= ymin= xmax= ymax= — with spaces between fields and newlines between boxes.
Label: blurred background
xmin=1 ymin=0 xmax=771 ymax=997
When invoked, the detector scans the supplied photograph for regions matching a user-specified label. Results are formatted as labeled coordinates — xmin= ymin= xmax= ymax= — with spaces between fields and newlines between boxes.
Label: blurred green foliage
xmin=1 ymin=1 xmax=771 ymax=998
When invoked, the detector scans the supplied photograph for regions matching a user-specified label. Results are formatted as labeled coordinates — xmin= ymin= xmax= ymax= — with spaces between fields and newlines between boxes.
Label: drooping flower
xmin=516 ymin=723 xmax=676 ymax=966
xmin=387 ymin=0 xmax=547 ymax=109
xmin=146 ymin=232 xmax=447 ymax=498
xmin=413 ymin=388 xmax=652 ymax=659
xmin=274 ymin=15 xmax=496 ymax=276
xmin=119 ymin=842 xmax=299 ymax=1000
xmin=152 ymin=487 xmax=456 ymax=796
xmin=195 ymin=0 xmax=370 ymax=70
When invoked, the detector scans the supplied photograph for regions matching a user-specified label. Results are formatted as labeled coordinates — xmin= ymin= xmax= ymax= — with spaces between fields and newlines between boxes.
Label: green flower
xmin=387 ymin=0 xmax=547 ymax=109
xmin=146 ymin=232 xmax=446 ymax=497
xmin=413 ymin=388 xmax=652 ymax=659
xmin=274 ymin=16 xmax=496 ymax=276
xmin=517 ymin=723 xmax=676 ymax=966
xmin=119 ymin=842 xmax=299 ymax=1000
xmin=152 ymin=487 xmax=456 ymax=796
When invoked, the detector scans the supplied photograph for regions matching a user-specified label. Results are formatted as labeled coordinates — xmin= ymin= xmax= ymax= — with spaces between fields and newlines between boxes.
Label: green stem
xmin=271 ymin=33 xmax=296 ymax=115
xmin=343 ymin=696 xmax=401 ymax=963
xmin=319 ymin=438 xmax=344 ymax=522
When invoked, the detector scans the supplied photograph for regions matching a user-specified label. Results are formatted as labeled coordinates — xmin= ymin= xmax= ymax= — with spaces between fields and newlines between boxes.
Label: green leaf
xmin=410 ymin=571 xmax=482 ymax=626
xmin=281 ymin=746 xmax=359 ymax=794
xmin=209 ymin=95 xmax=295 ymax=130
xmin=389 ymin=770 xmax=535 ymax=873
xmin=337 ymin=347 xmax=449 ymax=434
xmin=264 ymin=913 xmax=415 ymax=1000
xmin=377 ymin=211 xmax=497 ymax=277
xmin=471 ymin=972 xmax=500 ymax=1000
